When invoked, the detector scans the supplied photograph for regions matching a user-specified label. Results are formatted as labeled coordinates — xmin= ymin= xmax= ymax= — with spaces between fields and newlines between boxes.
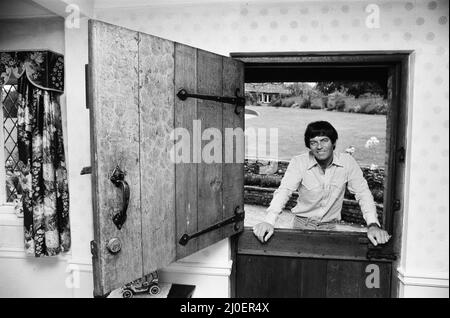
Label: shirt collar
xmin=307 ymin=151 xmax=344 ymax=170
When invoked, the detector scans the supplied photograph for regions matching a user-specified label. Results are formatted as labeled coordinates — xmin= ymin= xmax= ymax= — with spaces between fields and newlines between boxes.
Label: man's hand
xmin=367 ymin=225 xmax=391 ymax=246
xmin=253 ymin=222 xmax=274 ymax=243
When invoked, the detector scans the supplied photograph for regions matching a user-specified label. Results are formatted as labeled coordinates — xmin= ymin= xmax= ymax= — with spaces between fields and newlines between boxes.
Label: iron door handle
xmin=110 ymin=166 xmax=130 ymax=230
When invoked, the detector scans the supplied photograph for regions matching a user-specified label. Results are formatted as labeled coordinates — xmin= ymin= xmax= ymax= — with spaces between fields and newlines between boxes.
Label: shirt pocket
xmin=299 ymin=176 xmax=323 ymax=204
xmin=329 ymin=174 xmax=347 ymax=197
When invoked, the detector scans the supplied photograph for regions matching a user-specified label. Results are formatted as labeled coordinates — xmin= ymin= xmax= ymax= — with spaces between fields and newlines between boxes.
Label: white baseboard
xmin=66 ymin=258 xmax=94 ymax=272
xmin=0 ymin=247 xmax=71 ymax=260
xmin=161 ymin=260 xmax=233 ymax=277
xmin=397 ymin=267 xmax=449 ymax=288
xmin=67 ymin=258 xmax=233 ymax=277
xmin=0 ymin=204 xmax=15 ymax=215
xmin=0 ymin=213 xmax=22 ymax=226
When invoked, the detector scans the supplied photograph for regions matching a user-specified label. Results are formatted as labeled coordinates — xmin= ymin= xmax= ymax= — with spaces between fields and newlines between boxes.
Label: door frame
xmin=229 ymin=51 xmax=413 ymax=298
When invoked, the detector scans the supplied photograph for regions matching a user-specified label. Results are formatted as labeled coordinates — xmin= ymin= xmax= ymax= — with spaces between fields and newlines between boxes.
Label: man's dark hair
xmin=304 ymin=121 xmax=338 ymax=148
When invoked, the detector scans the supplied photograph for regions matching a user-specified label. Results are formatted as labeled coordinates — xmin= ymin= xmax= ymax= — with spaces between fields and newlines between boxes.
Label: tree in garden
xmin=315 ymin=81 xmax=387 ymax=98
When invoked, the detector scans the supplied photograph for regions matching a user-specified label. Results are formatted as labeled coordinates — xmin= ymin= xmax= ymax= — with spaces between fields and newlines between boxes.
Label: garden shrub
xmin=310 ymin=103 xmax=322 ymax=110
xmin=359 ymin=101 xmax=379 ymax=114
xmin=300 ymin=98 xmax=311 ymax=109
xmin=348 ymin=104 xmax=361 ymax=113
xmin=282 ymin=100 xmax=295 ymax=107
xmin=322 ymin=96 xmax=328 ymax=108
xmin=326 ymin=91 xmax=346 ymax=111
xmin=245 ymin=92 xmax=256 ymax=105
xmin=269 ymin=98 xmax=281 ymax=106
xmin=310 ymin=97 xmax=323 ymax=109
xmin=374 ymin=101 xmax=387 ymax=115
xmin=335 ymin=99 xmax=346 ymax=111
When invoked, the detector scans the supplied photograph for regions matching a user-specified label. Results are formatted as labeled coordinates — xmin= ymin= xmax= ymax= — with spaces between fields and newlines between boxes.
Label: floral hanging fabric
xmin=1 ymin=51 xmax=69 ymax=257
xmin=1 ymin=51 xmax=64 ymax=92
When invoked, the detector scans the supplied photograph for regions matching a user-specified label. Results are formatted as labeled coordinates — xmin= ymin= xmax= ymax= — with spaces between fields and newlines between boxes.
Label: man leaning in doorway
xmin=253 ymin=121 xmax=391 ymax=246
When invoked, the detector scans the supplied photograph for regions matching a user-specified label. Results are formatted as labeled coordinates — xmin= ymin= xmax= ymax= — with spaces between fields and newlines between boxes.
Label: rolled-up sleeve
xmin=346 ymin=156 xmax=380 ymax=226
xmin=264 ymin=157 xmax=302 ymax=226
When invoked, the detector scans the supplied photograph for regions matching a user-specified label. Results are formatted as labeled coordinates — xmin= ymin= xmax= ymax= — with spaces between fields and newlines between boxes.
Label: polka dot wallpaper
xmin=96 ymin=0 xmax=449 ymax=274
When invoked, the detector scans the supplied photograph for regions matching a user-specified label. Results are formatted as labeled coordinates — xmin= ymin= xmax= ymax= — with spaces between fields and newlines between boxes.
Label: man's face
xmin=309 ymin=136 xmax=334 ymax=161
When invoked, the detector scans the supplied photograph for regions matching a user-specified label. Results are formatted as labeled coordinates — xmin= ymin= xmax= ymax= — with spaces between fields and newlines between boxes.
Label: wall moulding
xmin=397 ymin=267 xmax=449 ymax=288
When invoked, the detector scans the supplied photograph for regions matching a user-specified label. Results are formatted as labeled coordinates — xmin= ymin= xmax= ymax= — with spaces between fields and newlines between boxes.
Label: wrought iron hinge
xmin=90 ymin=240 xmax=98 ymax=258
xmin=366 ymin=249 xmax=397 ymax=261
xmin=176 ymin=88 xmax=245 ymax=115
xmin=80 ymin=166 xmax=92 ymax=175
xmin=367 ymin=244 xmax=397 ymax=261
xmin=393 ymin=199 xmax=401 ymax=212
xmin=360 ymin=236 xmax=397 ymax=261
xmin=365 ymin=237 xmax=397 ymax=261
xmin=397 ymin=146 xmax=406 ymax=163
xmin=179 ymin=206 xmax=245 ymax=246
xmin=134 ymin=33 xmax=141 ymax=44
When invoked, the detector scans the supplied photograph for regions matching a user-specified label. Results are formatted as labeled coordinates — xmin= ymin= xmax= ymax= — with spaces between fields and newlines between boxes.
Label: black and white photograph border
xmin=0 ymin=0 xmax=448 ymax=300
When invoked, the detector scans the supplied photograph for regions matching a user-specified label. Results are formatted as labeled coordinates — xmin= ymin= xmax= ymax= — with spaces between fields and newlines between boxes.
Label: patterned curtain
xmin=17 ymin=74 xmax=70 ymax=257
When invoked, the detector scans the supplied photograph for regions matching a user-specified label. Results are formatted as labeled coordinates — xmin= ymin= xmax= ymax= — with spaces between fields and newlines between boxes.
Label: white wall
xmin=0 ymin=0 xmax=59 ymax=20
xmin=0 ymin=14 xmax=73 ymax=297
xmin=0 ymin=0 xmax=448 ymax=298
xmin=93 ymin=0 xmax=449 ymax=297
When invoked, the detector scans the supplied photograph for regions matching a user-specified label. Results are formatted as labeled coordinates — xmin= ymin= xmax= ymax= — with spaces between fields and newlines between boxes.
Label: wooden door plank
xmin=359 ymin=261 xmax=391 ymax=298
xmin=196 ymin=50 xmax=223 ymax=250
xmin=236 ymin=254 xmax=265 ymax=298
xmin=326 ymin=260 xmax=361 ymax=298
xmin=222 ymin=58 xmax=245 ymax=237
xmin=236 ymin=254 xmax=299 ymax=298
xmin=139 ymin=32 xmax=176 ymax=274
xmin=89 ymin=20 xmax=142 ymax=296
xmin=299 ymin=259 xmax=328 ymax=298
xmin=265 ymin=255 xmax=299 ymax=297
xmin=238 ymin=228 xmax=370 ymax=260
xmin=175 ymin=44 xmax=199 ymax=259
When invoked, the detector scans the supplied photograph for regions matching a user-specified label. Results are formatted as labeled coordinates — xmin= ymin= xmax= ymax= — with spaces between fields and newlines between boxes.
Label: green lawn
xmin=245 ymin=106 xmax=386 ymax=168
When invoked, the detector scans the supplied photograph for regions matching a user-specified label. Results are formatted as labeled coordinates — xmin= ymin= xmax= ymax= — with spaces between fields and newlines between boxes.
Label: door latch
xmin=90 ymin=240 xmax=98 ymax=258
xmin=178 ymin=206 xmax=245 ymax=246
xmin=110 ymin=165 xmax=130 ymax=230
xmin=176 ymin=88 xmax=245 ymax=115
xmin=393 ymin=199 xmax=401 ymax=212
xmin=80 ymin=166 xmax=91 ymax=175
xmin=106 ymin=237 xmax=122 ymax=254
xmin=366 ymin=240 xmax=397 ymax=261
xmin=366 ymin=247 xmax=397 ymax=261
xmin=397 ymin=146 xmax=406 ymax=163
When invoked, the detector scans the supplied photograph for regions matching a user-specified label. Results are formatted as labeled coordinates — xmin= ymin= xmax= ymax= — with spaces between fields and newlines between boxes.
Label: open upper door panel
xmin=88 ymin=19 xmax=245 ymax=297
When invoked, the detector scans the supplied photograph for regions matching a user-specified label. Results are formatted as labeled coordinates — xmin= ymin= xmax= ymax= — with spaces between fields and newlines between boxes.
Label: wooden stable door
xmin=235 ymin=229 xmax=394 ymax=298
xmin=236 ymin=255 xmax=391 ymax=298
xmin=87 ymin=20 xmax=244 ymax=297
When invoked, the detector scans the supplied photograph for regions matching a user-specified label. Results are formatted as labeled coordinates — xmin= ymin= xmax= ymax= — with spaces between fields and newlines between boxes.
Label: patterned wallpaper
xmin=95 ymin=0 xmax=449 ymax=275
